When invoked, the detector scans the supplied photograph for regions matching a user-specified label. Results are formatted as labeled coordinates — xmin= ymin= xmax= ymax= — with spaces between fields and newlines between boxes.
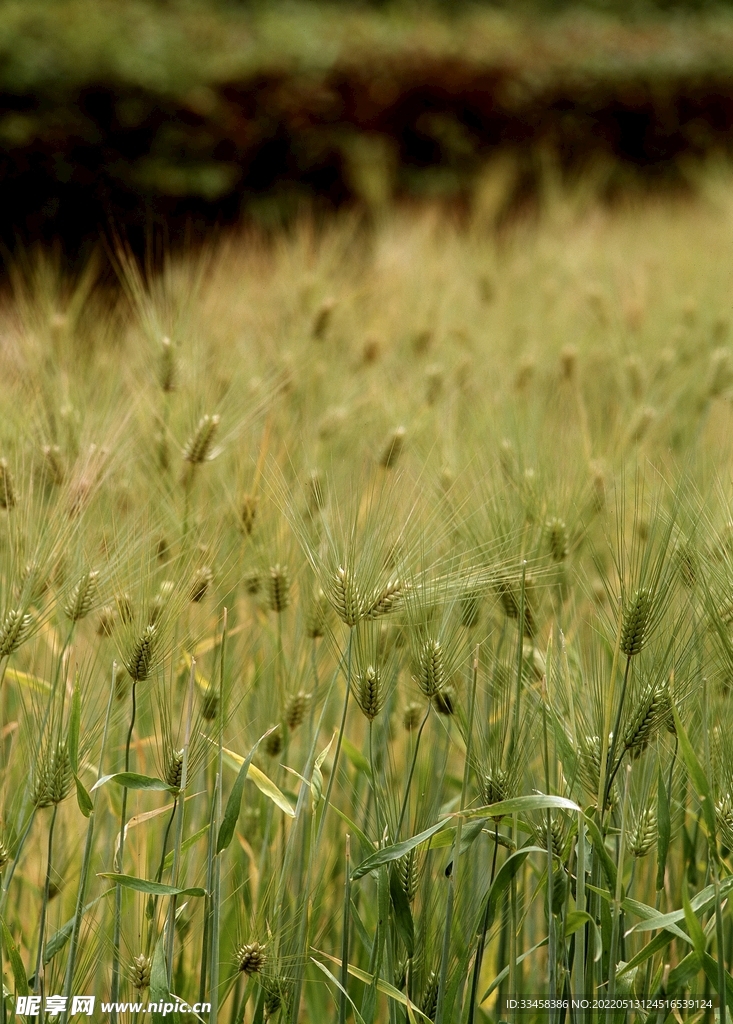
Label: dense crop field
xmin=3 ymin=184 xmax=733 ymax=1023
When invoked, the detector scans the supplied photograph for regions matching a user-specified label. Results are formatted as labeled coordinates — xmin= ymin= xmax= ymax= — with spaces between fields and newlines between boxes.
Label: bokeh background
xmin=4 ymin=0 xmax=733 ymax=265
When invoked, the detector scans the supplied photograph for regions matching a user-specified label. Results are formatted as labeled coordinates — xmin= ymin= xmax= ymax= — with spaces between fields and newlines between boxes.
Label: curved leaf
xmin=463 ymin=794 xmax=580 ymax=820
xmin=98 ymin=873 xmax=205 ymax=897
xmin=1 ymin=916 xmax=27 ymax=997
xmin=351 ymin=819 xmax=449 ymax=881
xmin=217 ymin=728 xmax=274 ymax=853
xmin=92 ymin=772 xmax=174 ymax=793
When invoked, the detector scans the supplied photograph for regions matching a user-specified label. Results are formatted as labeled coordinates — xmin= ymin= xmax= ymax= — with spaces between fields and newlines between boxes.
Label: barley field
xmin=3 ymin=183 xmax=733 ymax=1024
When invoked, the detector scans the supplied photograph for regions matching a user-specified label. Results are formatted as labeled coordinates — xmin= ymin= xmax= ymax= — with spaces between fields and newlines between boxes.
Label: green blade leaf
xmin=217 ymin=728 xmax=273 ymax=853
xmin=483 ymin=846 xmax=546 ymax=931
xmin=682 ymin=880 xmax=706 ymax=957
xmin=75 ymin=774 xmax=93 ymax=817
xmin=462 ymin=794 xmax=580 ymax=820
xmin=91 ymin=772 xmax=175 ymax=793
xmin=351 ymin=819 xmax=448 ymax=881
xmin=656 ymin=765 xmax=671 ymax=892
xmin=43 ymin=893 xmax=109 ymax=965
xmin=582 ymin=813 xmax=617 ymax=891
xmin=617 ymin=931 xmax=673 ymax=977
xmin=163 ymin=824 xmax=210 ymax=871
xmin=98 ymin=873 xmax=205 ymax=897
xmin=150 ymin=934 xmax=177 ymax=1024
xmin=1 ymin=916 xmax=28 ymax=997
xmin=341 ymin=736 xmax=372 ymax=779
xmin=313 ymin=951 xmax=432 ymax=1021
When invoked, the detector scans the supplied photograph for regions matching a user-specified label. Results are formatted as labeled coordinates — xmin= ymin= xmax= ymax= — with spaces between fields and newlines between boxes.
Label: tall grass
xmin=3 ymin=182 xmax=733 ymax=1022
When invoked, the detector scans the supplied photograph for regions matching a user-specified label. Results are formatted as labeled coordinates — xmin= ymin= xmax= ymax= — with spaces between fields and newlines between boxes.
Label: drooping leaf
xmin=217 ymin=728 xmax=273 ymax=853
xmin=75 ymin=775 xmax=93 ymax=817
xmin=313 ymin=952 xmax=432 ymax=1021
xmin=351 ymin=819 xmax=449 ymax=881
xmin=462 ymin=794 xmax=580 ymax=820
xmin=92 ymin=772 xmax=174 ymax=793
xmin=220 ymin=746 xmax=295 ymax=817
xmin=341 ymin=736 xmax=371 ymax=779
xmin=98 ymin=873 xmax=205 ymax=897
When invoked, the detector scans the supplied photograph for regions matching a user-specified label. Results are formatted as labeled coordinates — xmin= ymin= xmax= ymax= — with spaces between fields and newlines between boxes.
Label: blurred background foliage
xmin=4 ymin=0 xmax=733 ymax=261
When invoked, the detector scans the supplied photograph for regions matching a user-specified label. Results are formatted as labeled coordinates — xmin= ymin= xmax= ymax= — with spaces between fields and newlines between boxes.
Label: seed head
xmin=433 ymin=683 xmax=456 ymax=716
xmin=64 ymin=570 xmax=99 ymax=622
xmin=536 ymin=814 xmax=567 ymax=860
xmin=182 ymin=415 xmax=220 ymax=464
xmin=379 ymin=427 xmax=405 ymax=469
xmin=34 ymin=741 xmax=73 ymax=808
xmin=366 ymin=578 xmax=404 ymax=619
xmin=264 ymin=987 xmax=283 ymax=1021
xmin=125 ymin=624 xmax=158 ymax=682
xmin=620 ymin=587 xmax=653 ymax=658
xmin=265 ymin=725 xmax=283 ymax=758
xmin=624 ymin=681 xmax=666 ymax=758
xmin=421 ymin=970 xmax=439 ymax=1021
xmin=130 ymin=953 xmax=152 ymax=991
xmin=496 ymin=576 xmax=519 ymax=619
xmin=0 ymin=607 xmax=33 ymax=658
xmin=355 ymin=665 xmax=384 ymax=721
xmin=240 ymin=494 xmax=258 ymax=535
xmin=164 ymin=748 xmax=185 ymax=790
xmin=482 ymin=766 xmax=510 ymax=817
xmin=149 ymin=580 xmax=175 ymax=625
xmin=237 ymin=941 xmax=267 ymax=976
xmin=628 ymin=806 xmax=657 ymax=858
xmin=674 ymin=542 xmax=697 ymax=589
xmin=268 ymin=565 xmax=290 ymax=614
xmin=115 ymin=593 xmax=134 ymax=624
xmin=397 ymin=849 xmax=419 ymax=903
xmin=159 ymin=336 xmax=175 ymax=393
xmin=415 ymin=638 xmax=445 ymax=699
xmin=189 ymin=566 xmax=213 ymax=603
xmin=285 ymin=690 xmax=311 ymax=731
xmin=0 ymin=838 xmax=9 ymax=871
xmin=332 ymin=565 xmax=363 ymax=627
xmin=0 ymin=459 xmax=16 ymax=509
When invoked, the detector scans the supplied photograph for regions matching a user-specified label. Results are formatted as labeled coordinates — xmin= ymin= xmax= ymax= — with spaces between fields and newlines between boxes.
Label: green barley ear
xmin=624 ymin=680 xmax=666 ymax=758
xmin=241 ymin=494 xmax=258 ymax=535
xmin=535 ymin=814 xmax=567 ymax=860
xmin=64 ymin=569 xmax=99 ymax=622
xmin=0 ymin=458 xmax=16 ymax=509
xmin=115 ymin=593 xmax=134 ymax=624
xmin=482 ymin=766 xmax=510 ymax=815
xmin=236 ymin=941 xmax=267 ymax=976
xmin=397 ymin=848 xmax=420 ymax=903
xmin=130 ymin=953 xmax=152 ymax=993
xmin=164 ymin=748 xmax=185 ymax=791
xmin=34 ymin=741 xmax=73 ymax=808
xmin=716 ymin=794 xmax=733 ymax=852
xmin=415 ymin=638 xmax=445 ymax=699
xmin=620 ymin=587 xmax=653 ymax=658
xmin=673 ymin=540 xmax=698 ymax=589
xmin=0 ymin=838 xmax=9 ymax=871
xmin=182 ymin=414 xmax=221 ymax=464
xmin=285 ymin=690 xmax=311 ymax=731
xmin=41 ymin=444 xmax=65 ymax=486
xmin=189 ymin=566 xmax=213 ymax=603
xmin=628 ymin=806 xmax=657 ymax=858
xmin=366 ymin=578 xmax=405 ymax=619
xmin=264 ymin=985 xmax=285 ymax=1021
xmin=267 ymin=564 xmax=290 ymax=613
xmin=0 ymin=607 xmax=33 ymax=657
xmin=200 ymin=683 xmax=219 ymax=721
xmin=125 ymin=624 xmax=158 ymax=682
xmin=264 ymin=725 xmax=284 ymax=758
xmin=496 ymin=574 xmax=520 ymax=619
xmin=421 ymin=969 xmax=439 ymax=1021
xmin=159 ymin=336 xmax=175 ymax=393
xmin=149 ymin=580 xmax=175 ymax=625
xmin=332 ymin=564 xmax=364 ymax=627
xmin=354 ymin=664 xmax=385 ymax=721
xmin=379 ymin=426 xmax=406 ymax=469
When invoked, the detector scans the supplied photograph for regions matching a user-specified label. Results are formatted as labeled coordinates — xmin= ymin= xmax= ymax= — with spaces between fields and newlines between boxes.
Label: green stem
xmin=338 ymin=836 xmax=351 ymax=1024
xmin=110 ymin=679 xmax=137 ymax=1023
xmin=33 ymin=803 xmax=58 ymax=1008
xmin=61 ymin=663 xmax=117 ymax=1024
xmin=316 ymin=628 xmax=353 ymax=850
xmin=396 ymin=704 xmax=431 ymax=839
xmin=608 ymin=766 xmax=631 ymax=997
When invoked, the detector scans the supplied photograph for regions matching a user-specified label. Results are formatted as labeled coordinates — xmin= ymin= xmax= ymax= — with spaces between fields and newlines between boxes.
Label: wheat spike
xmin=0 ymin=459 xmax=16 ymax=509
xmin=0 ymin=607 xmax=33 ymax=658
xmin=183 ymin=414 xmax=220 ymax=464
xmin=620 ymin=587 xmax=653 ymax=658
